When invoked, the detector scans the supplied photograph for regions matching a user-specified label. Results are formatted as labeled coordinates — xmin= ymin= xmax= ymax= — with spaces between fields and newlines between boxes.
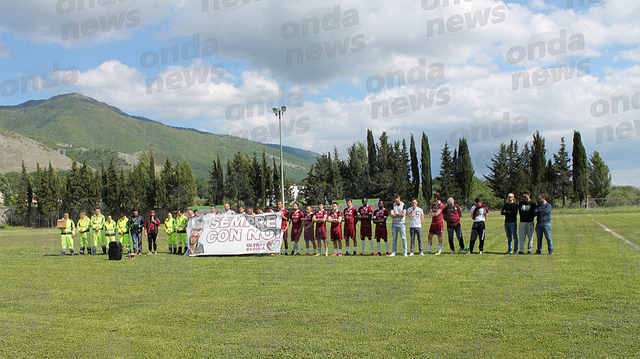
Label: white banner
xmin=185 ymin=213 xmax=283 ymax=256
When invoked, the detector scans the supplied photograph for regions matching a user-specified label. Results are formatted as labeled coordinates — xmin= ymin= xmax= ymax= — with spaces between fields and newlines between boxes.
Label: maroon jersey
xmin=430 ymin=201 xmax=445 ymax=224
xmin=314 ymin=210 xmax=328 ymax=232
xmin=279 ymin=209 xmax=289 ymax=229
xmin=443 ymin=204 xmax=462 ymax=226
xmin=329 ymin=210 xmax=342 ymax=231
xmin=343 ymin=206 xmax=357 ymax=229
xmin=303 ymin=212 xmax=315 ymax=238
xmin=290 ymin=209 xmax=304 ymax=229
xmin=373 ymin=208 xmax=388 ymax=229
xmin=358 ymin=205 xmax=373 ymax=225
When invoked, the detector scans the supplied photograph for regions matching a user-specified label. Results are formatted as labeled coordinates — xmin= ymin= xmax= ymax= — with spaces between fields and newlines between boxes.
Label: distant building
xmin=289 ymin=184 xmax=306 ymax=202
xmin=0 ymin=191 xmax=3 ymax=205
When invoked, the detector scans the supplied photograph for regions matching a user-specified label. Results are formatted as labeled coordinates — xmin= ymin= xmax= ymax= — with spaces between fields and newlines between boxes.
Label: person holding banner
xmin=313 ymin=203 xmax=329 ymax=256
xmin=303 ymin=205 xmax=317 ymax=256
xmin=223 ymin=203 xmax=236 ymax=215
xmin=277 ymin=201 xmax=290 ymax=255
xmin=289 ymin=203 xmax=304 ymax=255
xmin=176 ymin=209 xmax=188 ymax=255
xmin=328 ymin=202 xmax=344 ymax=257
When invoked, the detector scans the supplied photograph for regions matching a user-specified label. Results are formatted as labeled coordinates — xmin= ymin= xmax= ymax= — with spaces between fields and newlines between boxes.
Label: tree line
xmin=301 ymin=129 xmax=611 ymax=209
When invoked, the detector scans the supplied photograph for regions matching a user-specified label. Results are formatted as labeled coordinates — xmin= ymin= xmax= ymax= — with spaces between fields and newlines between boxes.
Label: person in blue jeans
xmin=534 ymin=194 xmax=553 ymax=255
xmin=500 ymin=193 xmax=519 ymax=254
xmin=389 ymin=193 xmax=408 ymax=257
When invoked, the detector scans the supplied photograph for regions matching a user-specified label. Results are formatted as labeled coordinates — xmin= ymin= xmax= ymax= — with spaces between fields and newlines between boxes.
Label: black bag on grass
xmin=108 ymin=241 xmax=123 ymax=260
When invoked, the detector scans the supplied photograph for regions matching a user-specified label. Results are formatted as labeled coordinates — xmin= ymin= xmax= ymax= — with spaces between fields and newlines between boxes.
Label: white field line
xmin=592 ymin=219 xmax=640 ymax=251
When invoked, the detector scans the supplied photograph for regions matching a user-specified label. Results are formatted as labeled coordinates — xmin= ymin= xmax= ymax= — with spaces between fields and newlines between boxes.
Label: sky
xmin=1 ymin=0 xmax=639 ymax=186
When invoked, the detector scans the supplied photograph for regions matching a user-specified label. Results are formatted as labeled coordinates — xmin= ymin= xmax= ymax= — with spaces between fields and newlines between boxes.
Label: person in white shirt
xmin=389 ymin=193 xmax=408 ymax=257
xmin=407 ymin=198 xmax=424 ymax=256
xmin=468 ymin=197 xmax=489 ymax=254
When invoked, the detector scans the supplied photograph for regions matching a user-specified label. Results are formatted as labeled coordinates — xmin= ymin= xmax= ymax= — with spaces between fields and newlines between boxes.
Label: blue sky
xmin=1 ymin=0 xmax=639 ymax=186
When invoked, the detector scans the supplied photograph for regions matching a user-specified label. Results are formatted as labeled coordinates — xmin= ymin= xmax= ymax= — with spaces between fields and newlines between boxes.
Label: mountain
xmin=0 ymin=128 xmax=73 ymax=173
xmin=0 ymin=93 xmax=318 ymax=181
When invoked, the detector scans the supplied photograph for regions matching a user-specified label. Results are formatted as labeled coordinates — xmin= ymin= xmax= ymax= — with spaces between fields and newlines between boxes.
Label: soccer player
xmin=373 ymin=200 xmax=389 ymax=256
xmin=407 ymin=198 xmax=424 ymax=256
xmin=500 ymin=193 xmax=519 ymax=254
xmin=468 ymin=197 xmax=489 ymax=254
xmin=443 ymin=197 xmax=466 ymax=254
xmin=289 ymin=202 xmax=304 ymax=255
xmin=427 ymin=193 xmax=445 ymax=255
xmin=327 ymin=202 xmax=343 ymax=256
xmin=389 ymin=194 xmax=408 ymax=257
xmin=518 ymin=190 xmax=536 ymax=254
xmin=313 ymin=203 xmax=329 ymax=256
xmin=303 ymin=205 xmax=317 ymax=255
xmin=59 ymin=212 xmax=75 ymax=255
xmin=76 ymin=211 xmax=91 ymax=255
xmin=343 ymin=198 xmax=358 ymax=255
xmin=277 ymin=201 xmax=290 ymax=255
xmin=358 ymin=198 xmax=374 ymax=255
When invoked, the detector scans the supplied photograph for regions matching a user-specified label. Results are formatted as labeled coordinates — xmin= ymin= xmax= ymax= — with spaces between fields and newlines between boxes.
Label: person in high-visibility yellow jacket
xmin=59 ymin=212 xmax=76 ymax=255
xmin=117 ymin=213 xmax=131 ymax=254
xmin=91 ymin=208 xmax=106 ymax=255
xmin=165 ymin=212 xmax=177 ymax=254
xmin=176 ymin=209 xmax=188 ymax=255
xmin=76 ymin=211 xmax=91 ymax=255
xmin=104 ymin=215 xmax=117 ymax=247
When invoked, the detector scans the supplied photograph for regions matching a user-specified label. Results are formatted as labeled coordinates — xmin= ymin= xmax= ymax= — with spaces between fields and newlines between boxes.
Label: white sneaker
xmin=154 ymin=251 xmax=158 ymax=254
xmin=404 ymin=253 xmax=408 ymax=257
xmin=451 ymin=250 xmax=456 ymax=254
xmin=478 ymin=251 xmax=483 ymax=255
xmin=147 ymin=252 xmax=152 ymax=255
xmin=389 ymin=252 xmax=396 ymax=257
xmin=408 ymin=252 xmax=414 ymax=256
xmin=419 ymin=252 xmax=424 ymax=256
xmin=435 ymin=250 xmax=441 ymax=255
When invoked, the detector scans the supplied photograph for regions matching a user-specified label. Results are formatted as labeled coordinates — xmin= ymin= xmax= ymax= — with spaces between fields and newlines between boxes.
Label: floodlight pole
xmin=272 ymin=106 xmax=286 ymax=205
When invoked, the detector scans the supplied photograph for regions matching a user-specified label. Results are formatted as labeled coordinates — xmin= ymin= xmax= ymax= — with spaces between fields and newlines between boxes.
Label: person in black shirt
xmin=129 ymin=210 xmax=145 ymax=255
xmin=500 ymin=193 xmax=519 ymax=254
xmin=518 ymin=190 xmax=537 ymax=254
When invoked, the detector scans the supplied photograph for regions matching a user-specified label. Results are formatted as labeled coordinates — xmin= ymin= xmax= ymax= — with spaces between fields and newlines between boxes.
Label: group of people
xmin=57 ymin=208 xmax=190 ymax=256
xmin=57 ymin=190 xmax=554 ymax=257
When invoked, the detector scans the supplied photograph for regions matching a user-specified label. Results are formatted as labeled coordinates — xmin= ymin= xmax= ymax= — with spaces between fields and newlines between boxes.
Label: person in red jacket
xmin=443 ymin=197 xmax=466 ymax=254
xmin=144 ymin=210 xmax=161 ymax=255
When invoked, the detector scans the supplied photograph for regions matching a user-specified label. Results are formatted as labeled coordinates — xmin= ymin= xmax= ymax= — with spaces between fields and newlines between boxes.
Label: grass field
xmin=1 ymin=210 xmax=639 ymax=358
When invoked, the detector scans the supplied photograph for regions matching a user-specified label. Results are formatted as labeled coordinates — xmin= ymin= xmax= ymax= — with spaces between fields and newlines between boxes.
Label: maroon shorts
xmin=343 ymin=226 xmax=356 ymax=239
xmin=429 ymin=222 xmax=443 ymax=236
xmin=315 ymin=227 xmax=327 ymax=240
xmin=331 ymin=226 xmax=342 ymax=241
xmin=292 ymin=227 xmax=302 ymax=242
xmin=304 ymin=227 xmax=315 ymax=241
xmin=360 ymin=223 xmax=372 ymax=238
xmin=375 ymin=226 xmax=387 ymax=240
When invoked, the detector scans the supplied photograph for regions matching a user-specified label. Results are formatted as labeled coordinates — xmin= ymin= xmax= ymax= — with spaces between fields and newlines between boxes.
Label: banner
xmin=185 ymin=212 xmax=283 ymax=256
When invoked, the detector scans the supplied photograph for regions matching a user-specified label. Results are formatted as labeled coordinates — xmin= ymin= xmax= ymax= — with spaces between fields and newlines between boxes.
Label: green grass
xmin=1 ymin=210 xmax=639 ymax=358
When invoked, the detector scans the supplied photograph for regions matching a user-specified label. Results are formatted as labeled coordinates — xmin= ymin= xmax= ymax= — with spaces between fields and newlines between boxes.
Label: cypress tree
xmin=572 ymin=131 xmax=588 ymax=207
xmin=420 ymin=132 xmax=432 ymax=203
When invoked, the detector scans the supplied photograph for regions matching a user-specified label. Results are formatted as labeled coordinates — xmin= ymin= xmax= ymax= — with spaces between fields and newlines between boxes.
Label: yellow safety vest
xmin=117 ymin=217 xmax=129 ymax=234
xmin=104 ymin=220 xmax=116 ymax=239
xmin=164 ymin=217 xmax=175 ymax=234
xmin=91 ymin=214 xmax=105 ymax=231
xmin=176 ymin=215 xmax=187 ymax=232
xmin=59 ymin=218 xmax=75 ymax=235
xmin=77 ymin=217 xmax=91 ymax=233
